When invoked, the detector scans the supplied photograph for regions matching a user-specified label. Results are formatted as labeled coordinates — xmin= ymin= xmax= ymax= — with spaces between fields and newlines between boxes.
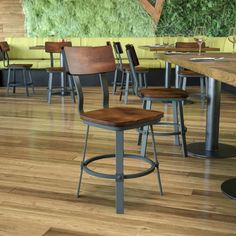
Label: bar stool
xmin=63 ymin=45 xmax=163 ymax=214
xmin=45 ymin=41 xmax=75 ymax=104
xmin=112 ymin=42 xmax=148 ymax=103
xmin=126 ymin=44 xmax=188 ymax=157
xmin=175 ymin=42 xmax=208 ymax=109
xmin=0 ymin=41 xmax=34 ymax=96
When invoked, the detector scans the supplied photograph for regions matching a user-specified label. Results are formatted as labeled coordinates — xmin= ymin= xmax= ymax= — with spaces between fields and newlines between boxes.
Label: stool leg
xmin=77 ymin=125 xmax=90 ymax=197
xmin=173 ymin=101 xmax=180 ymax=145
xmin=124 ymin=72 xmax=130 ymax=104
xmin=48 ymin=73 xmax=53 ymax=104
xmin=13 ymin=69 xmax=16 ymax=94
xmin=143 ymin=73 xmax=147 ymax=88
xmin=23 ymin=69 xmax=29 ymax=96
xmin=137 ymin=99 xmax=146 ymax=146
xmin=6 ymin=68 xmax=11 ymax=95
xmin=150 ymin=125 xmax=163 ymax=195
xmin=28 ymin=70 xmax=34 ymax=94
xmin=68 ymin=75 xmax=76 ymax=103
xmin=112 ymin=67 xmax=118 ymax=94
xmin=119 ymin=71 xmax=125 ymax=101
xmin=140 ymin=100 xmax=152 ymax=157
xmin=115 ymin=130 xmax=124 ymax=214
xmin=178 ymin=101 xmax=188 ymax=157
xmin=138 ymin=73 xmax=142 ymax=88
xmin=61 ymin=72 xmax=65 ymax=96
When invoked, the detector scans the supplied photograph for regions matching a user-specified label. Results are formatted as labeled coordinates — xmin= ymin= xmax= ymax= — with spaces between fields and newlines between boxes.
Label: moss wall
xmin=23 ymin=0 xmax=236 ymax=37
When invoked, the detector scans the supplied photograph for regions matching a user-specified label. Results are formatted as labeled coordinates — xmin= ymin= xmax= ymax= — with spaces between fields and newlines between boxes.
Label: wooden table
xmin=155 ymin=52 xmax=236 ymax=199
xmin=140 ymin=45 xmax=220 ymax=87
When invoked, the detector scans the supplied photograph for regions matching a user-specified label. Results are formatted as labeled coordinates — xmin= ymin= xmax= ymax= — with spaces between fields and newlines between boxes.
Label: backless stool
xmin=45 ymin=41 xmax=75 ymax=104
xmin=126 ymin=44 xmax=188 ymax=157
xmin=63 ymin=45 xmax=163 ymax=214
xmin=0 ymin=41 xmax=34 ymax=96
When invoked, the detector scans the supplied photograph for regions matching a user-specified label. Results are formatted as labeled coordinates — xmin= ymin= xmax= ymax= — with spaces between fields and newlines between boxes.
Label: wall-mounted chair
xmin=45 ymin=41 xmax=75 ymax=104
xmin=63 ymin=45 xmax=163 ymax=214
xmin=175 ymin=42 xmax=208 ymax=109
xmin=0 ymin=41 xmax=34 ymax=96
xmin=126 ymin=44 xmax=188 ymax=157
xmin=112 ymin=42 xmax=148 ymax=103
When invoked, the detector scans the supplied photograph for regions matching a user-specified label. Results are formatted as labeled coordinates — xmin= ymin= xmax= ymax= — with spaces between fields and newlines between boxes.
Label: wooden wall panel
xmin=0 ymin=0 xmax=25 ymax=40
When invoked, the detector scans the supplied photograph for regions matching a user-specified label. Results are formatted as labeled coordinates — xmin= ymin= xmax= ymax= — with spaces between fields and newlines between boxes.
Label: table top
xmin=155 ymin=52 xmax=236 ymax=87
xmin=139 ymin=45 xmax=220 ymax=52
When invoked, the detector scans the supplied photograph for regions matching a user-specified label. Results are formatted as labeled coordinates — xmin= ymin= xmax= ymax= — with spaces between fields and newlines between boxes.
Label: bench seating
xmin=0 ymin=37 xmax=232 ymax=70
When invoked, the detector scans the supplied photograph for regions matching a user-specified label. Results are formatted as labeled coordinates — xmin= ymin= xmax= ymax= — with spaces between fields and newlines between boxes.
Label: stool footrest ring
xmin=83 ymin=153 xmax=156 ymax=180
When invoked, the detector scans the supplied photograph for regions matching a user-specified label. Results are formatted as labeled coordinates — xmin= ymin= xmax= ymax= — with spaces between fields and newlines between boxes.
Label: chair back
xmin=63 ymin=45 xmax=116 ymax=113
xmin=125 ymin=44 xmax=140 ymax=95
xmin=113 ymin=42 xmax=125 ymax=70
xmin=175 ymin=42 xmax=206 ymax=48
xmin=0 ymin=41 xmax=10 ymax=67
xmin=45 ymin=41 xmax=72 ymax=67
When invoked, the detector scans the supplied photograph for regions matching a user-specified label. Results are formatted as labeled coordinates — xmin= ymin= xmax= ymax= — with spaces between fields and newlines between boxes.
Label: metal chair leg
xmin=60 ymin=71 xmax=65 ymax=96
xmin=13 ymin=69 xmax=16 ymax=94
xmin=173 ymin=101 xmax=180 ymax=145
xmin=115 ymin=130 xmax=124 ymax=214
xmin=28 ymin=70 xmax=34 ymax=94
xmin=23 ymin=69 xmax=29 ymax=96
xmin=140 ymin=100 xmax=152 ymax=157
xmin=178 ymin=101 xmax=188 ymax=157
xmin=112 ymin=67 xmax=118 ymax=94
xmin=150 ymin=125 xmax=163 ymax=195
xmin=48 ymin=73 xmax=53 ymax=104
xmin=119 ymin=71 xmax=125 ymax=101
xmin=68 ymin=75 xmax=76 ymax=103
xmin=77 ymin=125 xmax=90 ymax=197
xmin=124 ymin=72 xmax=130 ymax=104
xmin=137 ymin=100 xmax=146 ymax=146
xmin=6 ymin=68 xmax=11 ymax=95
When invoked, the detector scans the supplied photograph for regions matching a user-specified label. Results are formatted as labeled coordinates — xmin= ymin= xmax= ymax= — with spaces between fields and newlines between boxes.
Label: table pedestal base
xmin=221 ymin=178 xmax=236 ymax=200
xmin=187 ymin=142 xmax=236 ymax=158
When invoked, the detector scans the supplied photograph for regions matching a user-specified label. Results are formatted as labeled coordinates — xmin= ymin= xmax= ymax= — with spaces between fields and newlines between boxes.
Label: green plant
xmin=22 ymin=0 xmax=236 ymax=37
xmin=156 ymin=0 xmax=236 ymax=36
xmin=22 ymin=0 xmax=155 ymax=37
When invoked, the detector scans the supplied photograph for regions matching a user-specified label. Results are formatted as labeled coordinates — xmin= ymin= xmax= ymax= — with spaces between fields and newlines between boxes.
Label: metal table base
xmin=221 ymin=178 xmax=236 ymax=200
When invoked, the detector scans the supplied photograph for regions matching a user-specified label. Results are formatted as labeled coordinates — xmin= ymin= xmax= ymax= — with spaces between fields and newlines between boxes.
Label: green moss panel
xmin=23 ymin=0 xmax=236 ymax=37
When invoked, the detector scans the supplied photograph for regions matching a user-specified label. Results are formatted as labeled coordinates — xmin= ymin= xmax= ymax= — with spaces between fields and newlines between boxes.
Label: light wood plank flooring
xmin=0 ymin=87 xmax=235 ymax=236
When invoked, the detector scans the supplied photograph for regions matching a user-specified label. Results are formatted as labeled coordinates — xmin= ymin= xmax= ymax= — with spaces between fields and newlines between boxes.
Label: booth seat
xmin=0 ymin=36 xmax=232 ymax=69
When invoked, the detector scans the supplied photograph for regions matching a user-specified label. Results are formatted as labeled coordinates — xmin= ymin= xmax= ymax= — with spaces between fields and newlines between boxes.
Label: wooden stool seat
xmin=80 ymin=107 xmax=163 ymax=128
xmin=8 ymin=64 xmax=32 ymax=69
xmin=178 ymin=69 xmax=203 ymax=77
xmin=46 ymin=66 xmax=64 ymax=72
xmin=140 ymin=88 xmax=189 ymax=99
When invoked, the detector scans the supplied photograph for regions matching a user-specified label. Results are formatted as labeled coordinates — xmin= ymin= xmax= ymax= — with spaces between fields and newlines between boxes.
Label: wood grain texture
xmin=0 ymin=87 xmax=235 ymax=236
xmin=0 ymin=0 xmax=25 ymax=41
xmin=156 ymin=53 xmax=236 ymax=87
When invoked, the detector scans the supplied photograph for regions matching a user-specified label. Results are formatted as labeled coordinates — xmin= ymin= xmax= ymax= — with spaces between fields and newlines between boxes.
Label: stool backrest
xmin=175 ymin=42 xmax=206 ymax=48
xmin=45 ymin=41 xmax=72 ymax=53
xmin=45 ymin=41 xmax=72 ymax=67
xmin=113 ymin=42 xmax=125 ymax=70
xmin=125 ymin=44 xmax=140 ymax=95
xmin=63 ymin=45 xmax=116 ymax=113
xmin=0 ymin=41 xmax=10 ymax=67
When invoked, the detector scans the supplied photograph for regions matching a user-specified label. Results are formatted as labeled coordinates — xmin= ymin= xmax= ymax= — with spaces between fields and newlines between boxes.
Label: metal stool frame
xmin=63 ymin=46 xmax=163 ymax=214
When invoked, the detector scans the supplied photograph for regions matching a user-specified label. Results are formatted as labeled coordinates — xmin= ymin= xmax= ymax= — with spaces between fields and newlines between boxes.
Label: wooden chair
xmin=126 ymin=44 xmax=188 ymax=157
xmin=0 ymin=41 xmax=34 ymax=96
xmin=63 ymin=45 xmax=163 ymax=214
xmin=175 ymin=42 xmax=208 ymax=109
xmin=112 ymin=42 xmax=148 ymax=103
xmin=45 ymin=41 xmax=75 ymax=104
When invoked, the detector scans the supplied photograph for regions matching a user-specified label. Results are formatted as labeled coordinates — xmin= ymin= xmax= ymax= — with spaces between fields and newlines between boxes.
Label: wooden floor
xmin=0 ymin=86 xmax=235 ymax=236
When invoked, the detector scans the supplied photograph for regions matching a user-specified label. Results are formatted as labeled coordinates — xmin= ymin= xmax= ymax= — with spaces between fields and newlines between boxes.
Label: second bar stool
xmin=45 ymin=41 xmax=75 ymax=104
xmin=126 ymin=44 xmax=189 ymax=157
